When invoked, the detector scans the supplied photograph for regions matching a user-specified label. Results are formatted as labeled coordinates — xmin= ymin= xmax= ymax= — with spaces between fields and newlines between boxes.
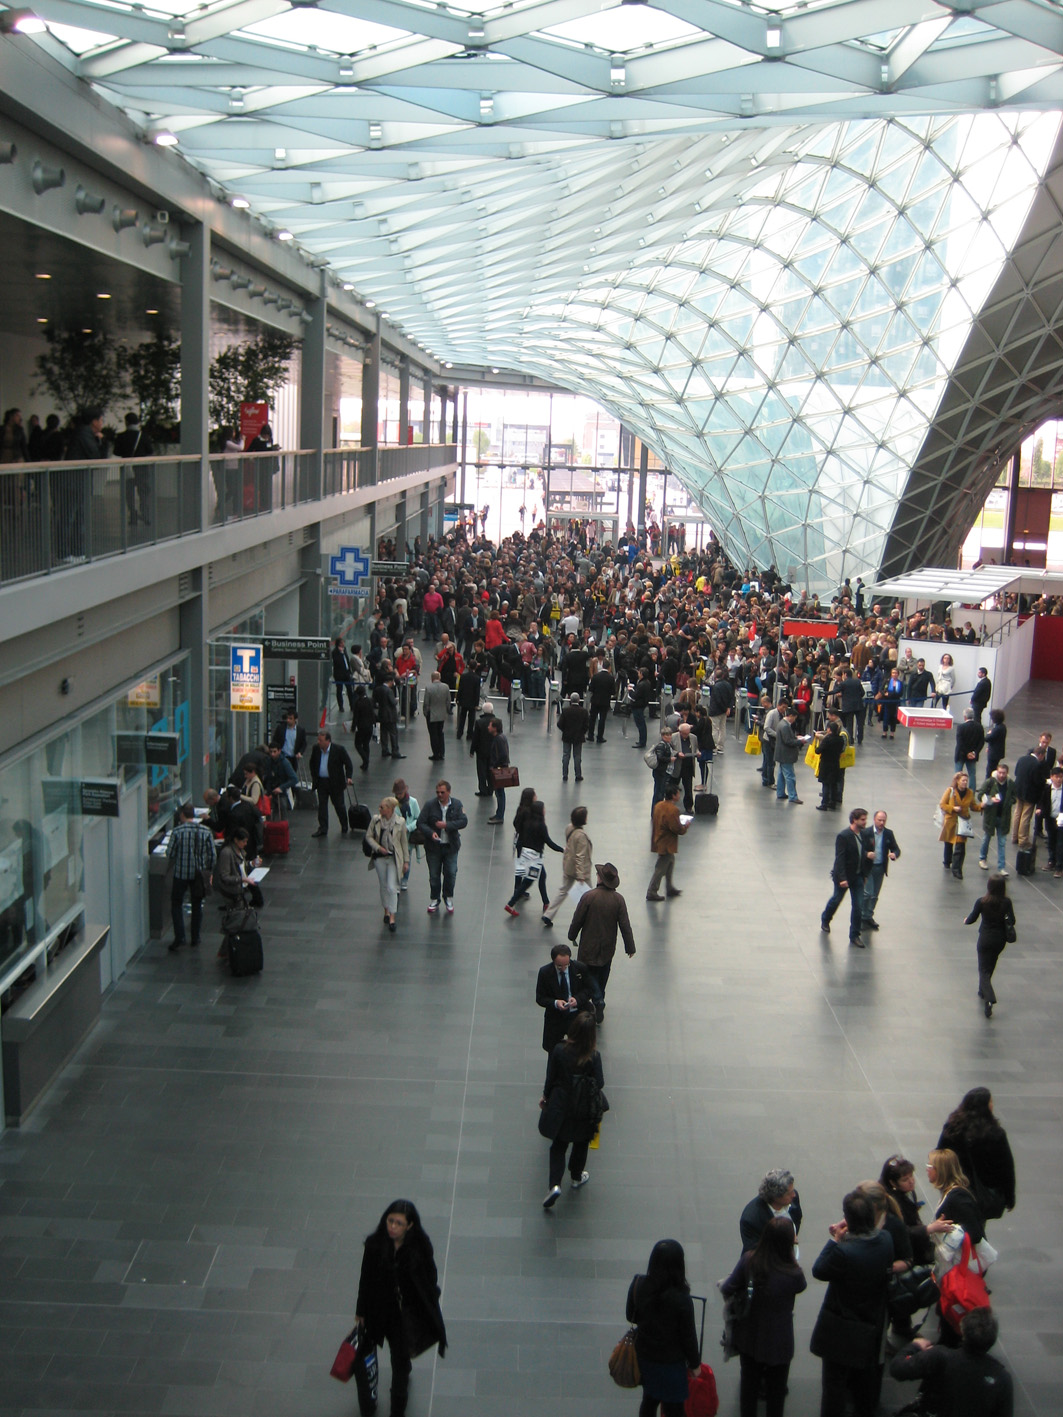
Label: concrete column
xmin=438 ymin=387 xmax=448 ymax=444
xmin=299 ymin=270 xmax=327 ymax=500
xmin=423 ymin=372 xmax=433 ymax=442
xmin=450 ymin=390 xmax=458 ymax=444
xmin=398 ymin=358 xmax=410 ymax=446
xmin=360 ymin=321 xmax=381 ymax=485
xmin=637 ymin=442 xmax=649 ymax=538
xmin=298 ymin=537 xmax=324 ymax=721
xmin=179 ymin=222 xmax=210 ymax=529
xmin=179 ymin=574 xmax=208 ymax=799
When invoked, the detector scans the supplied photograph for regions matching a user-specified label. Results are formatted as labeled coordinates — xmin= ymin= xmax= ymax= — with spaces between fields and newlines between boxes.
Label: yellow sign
xmin=128 ymin=675 xmax=161 ymax=708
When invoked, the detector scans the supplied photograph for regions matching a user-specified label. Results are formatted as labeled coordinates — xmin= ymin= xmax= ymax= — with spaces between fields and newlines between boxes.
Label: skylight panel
xmin=240 ymin=9 xmax=411 ymax=54
xmin=45 ymin=20 xmax=119 ymax=52
xmin=542 ymin=4 xmax=705 ymax=53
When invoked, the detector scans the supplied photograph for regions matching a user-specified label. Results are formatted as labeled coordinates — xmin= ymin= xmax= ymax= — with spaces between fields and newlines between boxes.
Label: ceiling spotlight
xmin=113 ymin=206 xmax=138 ymax=231
xmin=368 ymin=122 xmax=382 ymax=148
xmin=364 ymin=300 xmax=376 ymax=308
xmin=0 ymin=9 xmax=47 ymax=33
xmin=230 ymin=274 xmax=251 ymax=290
xmin=468 ymin=23 xmax=485 ymax=42
xmin=277 ymin=229 xmax=294 ymax=241
xmin=97 ymin=292 xmax=111 ymax=300
xmin=146 ymin=308 xmax=159 ymax=315
xmin=274 ymin=146 xmax=287 ymax=160
xmin=339 ymin=56 xmax=354 ymax=79
xmin=610 ymin=59 xmax=625 ymax=87
xmin=342 ymin=282 xmax=354 ymax=291
xmin=36 ymin=271 xmax=51 ymax=280
xmin=153 ymin=131 xmax=179 ymax=147
xmin=766 ymin=25 xmax=781 ymax=48
xmin=31 ymin=160 xmax=65 ymax=194
xmin=479 ymin=95 xmax=494 ymax=120
xmin=231 ymin=196 xmax=250 ymax=209
xmin=75 ymin=183 xmax=106 ymax=215
xmin=0 ymin=142 xmax=16 ymax=163
xmin=228 ymin=89 xmax=245 ymax=112
xmin=37 ymin=316 xmax=48 ymax=324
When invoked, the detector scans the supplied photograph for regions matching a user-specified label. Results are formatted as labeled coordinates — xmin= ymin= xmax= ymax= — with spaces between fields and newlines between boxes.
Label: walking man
xmin=559 ymin=692 xmax=589 ymax=783
xmin=821 ymin=807 xmax=869 ymax=946
xmin=567 ymin=862 xmax=635 ymax=1022
xmin=309 ymin=730 xmax=354 ymax=838
xmin=416 ymin=780 xmax=468 ymax=914
xmin=166 ymin=802 xmax=216 ymax=951
xmin=423 ymin=671 xmax=450 ymax=762
xmin=860 ymin=810 xmax=901 ymax=933
xmin=647 ymin=784 xmax=687 ymax=901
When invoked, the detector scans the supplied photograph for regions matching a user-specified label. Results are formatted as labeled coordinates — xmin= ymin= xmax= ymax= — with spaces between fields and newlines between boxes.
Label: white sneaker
xmin=400 ymin=881 xmax=408 ymax=892
xmin=427 ymin=900 xmax=439 ymax=914
xmin=444 ymin=897 xmax=454 ymax=914
xmin=999 ymin=869 xmax=1009 ymax=877
xmin=978 ymin=860 xmax=988 ymax=870
xmin=542 ymin=1185 xmax=561 ymax=1209
xmin=571 ymin=1171 xmax=590 ymax=1189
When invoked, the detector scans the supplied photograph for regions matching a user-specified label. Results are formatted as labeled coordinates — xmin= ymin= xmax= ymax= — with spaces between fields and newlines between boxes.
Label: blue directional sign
xmin=330 ymin=545 xmax=370 ymax=588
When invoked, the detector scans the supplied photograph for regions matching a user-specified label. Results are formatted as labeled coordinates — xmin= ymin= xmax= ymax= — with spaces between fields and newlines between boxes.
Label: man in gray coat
xmin=423 ymin=671 xmax=451 ymax=762
xmin=774 ymin=707 xmax=804 ymax=804
xmin=567 ymin=862 xmax=636 ymax=1023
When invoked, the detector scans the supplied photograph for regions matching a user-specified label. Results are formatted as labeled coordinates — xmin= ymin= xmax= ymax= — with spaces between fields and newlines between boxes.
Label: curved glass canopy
xmin=7 ymin=0 xmax=1062 ymax=584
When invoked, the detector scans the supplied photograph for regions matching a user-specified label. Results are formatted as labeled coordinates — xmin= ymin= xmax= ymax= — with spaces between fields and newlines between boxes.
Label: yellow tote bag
xmin=804 ymin=741 xmax=819 ymax=768
xmin=840 ymin=744 xmax=857 ymax=770
xmin=744 ymin=731 xmax=761 ymax=756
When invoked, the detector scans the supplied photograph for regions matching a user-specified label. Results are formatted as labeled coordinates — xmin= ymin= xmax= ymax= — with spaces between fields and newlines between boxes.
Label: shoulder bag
xmin=490 ymin=764 xmax=520 ymax=789
xmin=608 ymin=1327 xmax=640 ymax=1388
xmin=955 ymin=815 xmax=974 ymax=838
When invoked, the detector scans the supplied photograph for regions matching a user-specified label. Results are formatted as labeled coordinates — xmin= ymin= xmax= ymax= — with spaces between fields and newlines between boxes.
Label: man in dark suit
xmin=331 ymin=637 xmax=356 ymax=713
xmin=270 ymin=709 xmax=307 ymax=769
xmin=308 ymin=729 xmax=353 ymax=838
xmin=739 ymin=1168 xmax=803 ymax=1254
xmin=821 ymin=807 xmax=870 ymax=946
xmin=970 ymin=666 xmax=992 ymax=723
xmin=860 ymin=809 xmax=901 ymax=932
xmin=535 ymin=943 xmax=595 ymax=1053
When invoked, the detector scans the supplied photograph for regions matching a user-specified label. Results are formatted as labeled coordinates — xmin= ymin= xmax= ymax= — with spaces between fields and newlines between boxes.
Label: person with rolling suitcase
xmin=215 ymin=827 xmax=263 ymax=974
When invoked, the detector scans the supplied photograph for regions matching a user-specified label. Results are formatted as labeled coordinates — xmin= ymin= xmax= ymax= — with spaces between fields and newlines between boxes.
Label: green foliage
xmin=471 ymin=427 xmax=491 ymax=459
xmin=120 ymin=329 xmax=182 ymax=426
xmin=209 ymin=331 xmax=295 ymax=429
xmin=33 ymin=328 xmax=127 ymax=422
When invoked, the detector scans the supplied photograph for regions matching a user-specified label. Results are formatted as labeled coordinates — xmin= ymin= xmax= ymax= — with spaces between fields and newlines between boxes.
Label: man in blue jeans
xmin=166 ymin=802 xmax=217 ymax=950
xmin=976 ymin=762 xmax=1016 ymax=875
xmin=774 ymin=707 xmax=804 ymax=804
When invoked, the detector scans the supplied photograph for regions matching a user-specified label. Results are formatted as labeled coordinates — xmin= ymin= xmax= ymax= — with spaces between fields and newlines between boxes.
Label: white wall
xmin=898 ymin=640 xmax=997 ymax=717
xmin=991 ymin=614 xmax=1035 ymax=710
xmin=0 ymin=331 xmax=50 ymax=419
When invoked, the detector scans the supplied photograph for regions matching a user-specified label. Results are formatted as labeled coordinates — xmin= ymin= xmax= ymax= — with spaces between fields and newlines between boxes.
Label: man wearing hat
xmin=558 ymin=692 xmax=590 ymax=783
xmin=567 ymin=863 xmax=636 ymax=1023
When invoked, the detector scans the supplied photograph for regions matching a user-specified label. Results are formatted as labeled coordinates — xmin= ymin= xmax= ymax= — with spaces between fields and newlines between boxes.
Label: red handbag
xmin=685 ymin=1363 xmax=719 ymax=1417
xmin=937 ymin=1232 xmax=990 ymax=1333
xmin=330 ymin=1327 xmax=359 ymax=1382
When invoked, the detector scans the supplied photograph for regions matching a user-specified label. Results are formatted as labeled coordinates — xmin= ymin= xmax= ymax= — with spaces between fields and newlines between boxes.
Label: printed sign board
xmin=230 ymin=643 xmax=263 ymax=712
xmin=239 ymin=401 xmax=269 ymax=450
xmin=262 ymin=636 xmax=330 ymax=660
xmin=127 ymin=675 xmax=161 ymax=708
xmin=266 ymin=684 xmax=298 ymax=716
xmin=370 ymin=561 xmax=409 ymax=577
xmin=80 ymin=780 xmax=120 ymax=817
xmin=328 ymin=585 xmax=370 ymax=598
xmin=115 ymin=732 xmax=179 ymax=767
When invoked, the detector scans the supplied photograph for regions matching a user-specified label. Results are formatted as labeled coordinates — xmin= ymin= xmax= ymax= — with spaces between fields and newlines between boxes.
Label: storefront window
xmin=208 ymin=610 xmax=266 ymax=789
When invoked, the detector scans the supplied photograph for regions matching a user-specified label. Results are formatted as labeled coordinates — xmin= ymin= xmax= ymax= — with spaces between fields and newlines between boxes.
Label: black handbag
xmin=887 ymin=1265 xmax=937 ymax=1318
xmin=537 ymin=1086 xmax=567 ymax=1140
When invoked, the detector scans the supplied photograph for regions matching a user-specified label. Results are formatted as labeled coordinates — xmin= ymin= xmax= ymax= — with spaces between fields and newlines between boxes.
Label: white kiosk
xmin=897 ymin=706 xmax=953 ymax=761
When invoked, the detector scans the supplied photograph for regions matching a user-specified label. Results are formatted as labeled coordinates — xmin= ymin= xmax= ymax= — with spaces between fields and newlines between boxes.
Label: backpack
xmin=937 ymin=1232 xmax=990 ymax=1333
xmin=569 ymin=1067 xmax=606 ymax=1128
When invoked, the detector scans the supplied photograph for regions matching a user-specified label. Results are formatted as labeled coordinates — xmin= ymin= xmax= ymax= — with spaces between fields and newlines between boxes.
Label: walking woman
xmin=366 ymin=796 xmax=409 ymax=932
xmin=720 ymin=1216 xmax=806 ymax=1417
xmin=625 ymin=1238 xmax=701 ymax=1417
xmin=542 ymin=804 xmax=592 ymax=925
xmin=963 ymin=875 xmax=1015 ymax=1018
xmin=938 ymin=770 xmax=980 ymax=879
xmin=353 ymin=1199 xmax=446 ymax=1417
xmin=505 ymin=798 xmax=563 ymax=916
xmin=392 ymin=778 xmax=420 ymax=892
xmin=539 ymin=1011 xmax=604 ymax=1208
xmin=937 ymin=1087 xmax=1016 ymax=1220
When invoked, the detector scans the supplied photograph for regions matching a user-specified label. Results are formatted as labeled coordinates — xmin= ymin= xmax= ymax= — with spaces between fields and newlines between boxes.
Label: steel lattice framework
xmin=8 ymin=0 xmax=1063 ymax=584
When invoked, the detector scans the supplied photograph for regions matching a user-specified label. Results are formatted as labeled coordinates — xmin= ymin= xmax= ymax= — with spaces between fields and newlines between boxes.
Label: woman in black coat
xmin=924 ymin=1148 xmax=985 ymax=1348
xmin=506 ymin=798 xmax=562 ymax=913
xmin=879 ymin=1155 xmax=934 ymax=1266
xmin=937 ymin=1085 xmax=1017 ymax=1218
xmin=720 ymin=1215 xmax=806 ymax=1417
xmin=539 ymin=1011 xmax=604 ymax=1210
xmin=963 ymin=876 xmax=1016 ymax=1019
xmin=354 ymin=1199 xmax=446 ymax=1417
xmin=626 ymin=1237 xmax=701 ymax=1417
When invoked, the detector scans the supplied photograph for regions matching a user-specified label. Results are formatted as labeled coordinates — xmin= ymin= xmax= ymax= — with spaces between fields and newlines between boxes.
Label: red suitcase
xmin=263 ymin=819 xmax=290 ymax=855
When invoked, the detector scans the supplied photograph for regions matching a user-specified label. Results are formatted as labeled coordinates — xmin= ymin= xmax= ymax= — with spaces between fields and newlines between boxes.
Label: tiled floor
xmin=2 ymin=681 xmax=1061 ymax=1417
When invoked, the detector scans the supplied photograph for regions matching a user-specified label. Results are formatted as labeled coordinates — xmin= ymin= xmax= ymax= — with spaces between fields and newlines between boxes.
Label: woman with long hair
xmin=938 ymin=770 xmax=980 ymax=879
xmin=625 ymin=1238 xmax=701 ymax=1417
xmin=539 ymin=1011 xmax=604 ymax=1209
xmin=924 ymin=1148 xmax=990 ymax=1346
xmin=879 ymin=1155 xmax=934 ymax=1266
xmin=353 ymin=1199 xmax=446 ymax=1417
xmin=935 ymin=652 xmax=955 ymax=709
xmin=506 ymin=798 xmax=562 ymax=915
xmin=937 ymin=1086 xmax=1016 ymax=1218
xmin=964 ymin=875 xmax=1016 ymax=1019
xmin=719 ymin=1215 xmax=806 ymax=1417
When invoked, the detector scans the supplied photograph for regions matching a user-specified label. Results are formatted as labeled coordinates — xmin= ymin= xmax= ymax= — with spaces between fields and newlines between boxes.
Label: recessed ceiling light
xmin=365 ymin=300 xmax=376 ymax=308
xmin=97 ymin=292 xmax=111 ymax=300
xmin=277 ymin=229 xmax=294 ymax=241
xmin=274 ymin=147 xmax=287 ymax=160
xmin=231 ymin=196 xmax=250 ymax=209
xmin=146 ymin=308 xmax=159 ymax=315
xmin=37 ymin=316 xmax=48 ymax=324
xmin=81 ymin=327 xmax=92 ymax=334
xmin=36 ymin=271 xmax=51 ymax=279
xmin=342 ymin=282 xmax=354 ymax=291
xmin=154 ymin=131 xmax=179 ymax=147
xmin=3 ymin=11 xmax=47 ymax=34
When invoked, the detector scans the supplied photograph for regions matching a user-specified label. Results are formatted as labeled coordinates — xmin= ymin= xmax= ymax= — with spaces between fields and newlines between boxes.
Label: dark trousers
xmin=424 ymin=845 xmax=458 ymax=902
xmin=761 ymin=737 xmax=776 ymax=785
xmin=548 ymin=1135 xmax=590 ymax=1187
xmin=353 ymin=1320 xmax=410 ymax=1417
xmin=335 ymin=678 xmax=355 ymax=713
xmin=819 ymin=768 xmax=840 ymax=808
xmin=380 ymin=721 xmax=400 ymax=756
xmin=943 ymin=839 xmax=967 ymax=875
xmin=456 ymin=704 xmax=474 ymax=739
xmin=978 ymin=943 xmax=1003 ymax=1005
xmin=354 ymin=731 xmax=371 ymax=769
xmin=475 ymin=754 xmax=492 ymax=794
xmin=823 ymin=878 xmax=864 ymax=940
xmin=638 ymin=1397 xmax=684 ymax=1417
xmin=315 ymin=780 xmax=347 ymax=833
xmin=427 ymin=719 xmax=445 ymax=758
xmin=171 ymin=875 xmax=204 ymax=945
xmin=678 ymin=757 xmax=695 ymax=812
xmin=632 ymin=707 xmax=647 ymax=747
xmin=587 ymin=703 xmax=608 ymax=740
xmin=819 ymin=1358 xmax=882 ymax=1417
xmin=739 ymin=1354 xmax=790 ymax=1417
xmin=510 ymin=866 xmax=549 ymax=907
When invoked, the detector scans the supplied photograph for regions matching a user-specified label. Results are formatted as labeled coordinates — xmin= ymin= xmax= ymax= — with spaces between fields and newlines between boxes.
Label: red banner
xmin=782 ymin=619 xmax=838 ymax=639
xmin=239 ymin=401 xmax=268 ymax=450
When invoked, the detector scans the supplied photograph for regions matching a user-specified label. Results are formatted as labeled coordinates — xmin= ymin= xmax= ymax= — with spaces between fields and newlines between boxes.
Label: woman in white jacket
xmin=935 ymin=653 xmax=956 ymax=709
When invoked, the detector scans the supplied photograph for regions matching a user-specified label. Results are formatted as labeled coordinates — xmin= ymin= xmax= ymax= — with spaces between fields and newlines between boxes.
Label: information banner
xmin=262 ymin=636 xmax=330 ymax=660
xmin=782 ymin=619 xmax=839 ymax=640
xmin=239 ymin=401 xmax=268 ymax=450
xmin=370 ymin=560 xmax=409 ymax=577
xmin=127 ymin=675 xmax=161 ymax=708
xmin=266 ymin=684 xmax=298 ymax=716
xmin=230 ymin=643 xmax=263 ymax=712
xmin=80 ymin=780 xmax=120 ymax=817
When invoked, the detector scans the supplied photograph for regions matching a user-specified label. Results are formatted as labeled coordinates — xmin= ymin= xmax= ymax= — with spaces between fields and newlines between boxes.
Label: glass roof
xmin=7 ymin=0 xmax=1063 ymax=585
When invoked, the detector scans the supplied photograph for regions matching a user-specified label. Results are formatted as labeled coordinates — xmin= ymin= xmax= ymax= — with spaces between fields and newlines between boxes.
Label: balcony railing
xmin=0 ymin=444 xmax=456 ymax=584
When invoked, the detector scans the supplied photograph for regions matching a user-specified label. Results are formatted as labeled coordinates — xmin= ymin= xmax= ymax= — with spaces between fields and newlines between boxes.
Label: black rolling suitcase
xmin=347 ymin=787 xmax=371 ymax=832
xmin=694 ymin=762 xmax=719 ymax=817
xmin=1015 ymin=844 xmax=1037 ymax=877
xmin=227 ymin=929 xmax=263 ymax=976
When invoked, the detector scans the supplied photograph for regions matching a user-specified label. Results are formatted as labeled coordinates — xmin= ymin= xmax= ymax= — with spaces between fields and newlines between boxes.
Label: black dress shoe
xmin=865 ymin=920 xmax=880 ymax=931
xmin=393 ymin=754 xmax=407 ymax=760
xmin=820 ymin=918 xmax=830 ymax=933
xmin=850 ymin=936 xmax=865 ymax=947
xmin=311 ymin=830 xmax=327 ymax=838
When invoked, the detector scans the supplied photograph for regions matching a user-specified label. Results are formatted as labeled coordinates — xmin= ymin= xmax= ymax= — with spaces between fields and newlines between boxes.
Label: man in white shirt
xmin=1040 ymin=765 xmax=1063 ymax=878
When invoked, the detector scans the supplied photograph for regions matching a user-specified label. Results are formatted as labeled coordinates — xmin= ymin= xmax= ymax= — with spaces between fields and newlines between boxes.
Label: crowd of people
xmin=167 ymin=517 xmax=1053 ymax=1416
